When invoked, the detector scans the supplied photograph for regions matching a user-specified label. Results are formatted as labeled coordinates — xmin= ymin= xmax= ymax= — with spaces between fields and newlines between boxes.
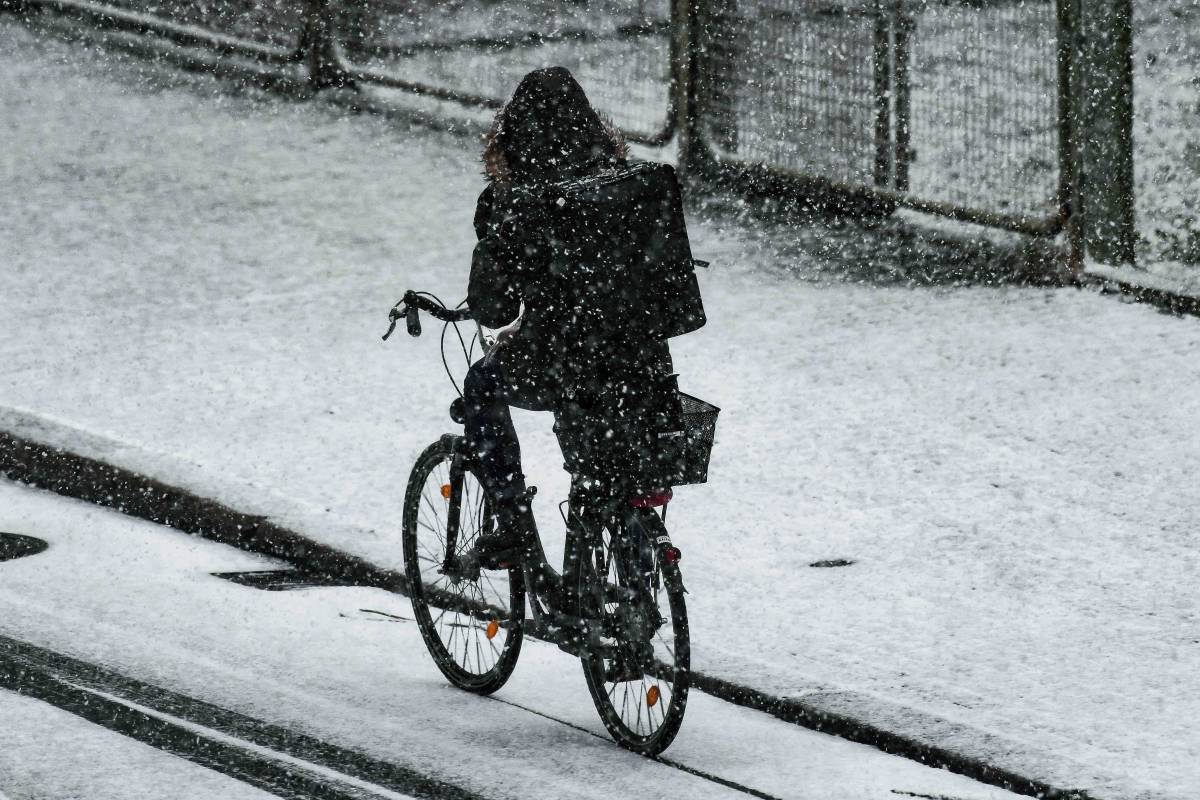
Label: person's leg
xmin=461 ymin=350 xmax=550 ymax=565
xmin=464 ymin=354 xmax=533 ymax=498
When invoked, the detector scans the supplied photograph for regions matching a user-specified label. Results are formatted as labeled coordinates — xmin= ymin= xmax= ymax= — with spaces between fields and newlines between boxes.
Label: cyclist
xmin=464 ymin=67 xmax=694 ymax=568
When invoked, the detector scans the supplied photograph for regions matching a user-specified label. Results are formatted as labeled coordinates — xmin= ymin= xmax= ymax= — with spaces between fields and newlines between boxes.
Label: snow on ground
xmin=0 ymin=690 xmax=279 ymax=800
xmin=2 ymin=19 xmax=1199 ymax=799
xmin=0 ymin=479 xmax=1027 ymax=800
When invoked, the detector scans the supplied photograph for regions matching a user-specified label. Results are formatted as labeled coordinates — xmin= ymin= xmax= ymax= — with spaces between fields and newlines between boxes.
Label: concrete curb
xmin=1083 ymin=264 xmax=1200 ymax=319
xmin=0 ymin=429 xmax=1093 ymax=800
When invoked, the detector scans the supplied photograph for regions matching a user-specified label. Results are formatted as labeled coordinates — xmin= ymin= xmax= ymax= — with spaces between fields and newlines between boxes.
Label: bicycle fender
xmin=438 ymin=433 xmax=466 ymax=455
xmin=626 ymin=508 xmax=687 ymax=594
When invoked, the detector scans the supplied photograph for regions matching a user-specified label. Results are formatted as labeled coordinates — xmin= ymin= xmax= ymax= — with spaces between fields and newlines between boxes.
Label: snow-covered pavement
xmin=0 ymin=480 xmax=1029 ymax=800
xmin=2 ymin=17 xmax=1199 ymax=800
xmin=0 ymin=691 xmax=279 ymax=800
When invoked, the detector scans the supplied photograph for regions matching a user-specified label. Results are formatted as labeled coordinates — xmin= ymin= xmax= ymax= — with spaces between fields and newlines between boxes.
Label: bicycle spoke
xmin=417 ymin=512 xmax=441 ymax=537
xmin=417 ymin=540 xmax=441 ymax=563
xmin=480 ymin=571 xmax=503 ymax=604
xmin=421 ymin=492 xmax=444 ymax=537
xmin=460 ymin=611 xmax=472 ymax=668
xmin=463 ymin=480 xmax=480 ymax=540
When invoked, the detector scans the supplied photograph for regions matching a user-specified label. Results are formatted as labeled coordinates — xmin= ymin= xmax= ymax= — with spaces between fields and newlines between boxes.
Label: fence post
xmin=872 ymin=1 xmax=893 ymax=188
xmin=677 ymin=0 xmax=711 ymax=180
xmin=893 ymin=4 xmax=913 ymax=193
xmin=1057 ymin=0 xmax=1084 ymax=274
xmin=297 ymin=0 xmax=354 ymax=90
xmin=707 ymin=0 xmax=740 ymax=153
xmin=1074 ymin=0 xmax=1136 ymax=265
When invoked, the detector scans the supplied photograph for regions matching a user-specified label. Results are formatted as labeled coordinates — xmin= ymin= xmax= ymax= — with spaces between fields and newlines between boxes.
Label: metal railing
xmin=13 ymin=0 xmax=1084 ymax=240
xmin=87 ymin=0 xmax=305 ymax=49
xmin=335 ymin=0 xmax=677 ymax=144
xmin=693 ymin=0 xmax=1072 ymax=234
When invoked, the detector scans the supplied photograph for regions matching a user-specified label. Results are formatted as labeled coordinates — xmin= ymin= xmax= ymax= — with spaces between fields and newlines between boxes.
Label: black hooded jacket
xmin=468 ymin=67 xmax=679 ymax=400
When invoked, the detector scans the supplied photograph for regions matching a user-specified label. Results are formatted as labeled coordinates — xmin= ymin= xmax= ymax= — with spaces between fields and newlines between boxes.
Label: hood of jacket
xmin=483 ymin=67 xmax=627 ymax=184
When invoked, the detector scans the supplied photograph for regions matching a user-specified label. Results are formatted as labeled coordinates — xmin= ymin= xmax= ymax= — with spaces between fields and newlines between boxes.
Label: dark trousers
xmin=462 ymin=350 xmax=553 ymax=504
xmin=464 ymin=338 xmax=673 ymax=504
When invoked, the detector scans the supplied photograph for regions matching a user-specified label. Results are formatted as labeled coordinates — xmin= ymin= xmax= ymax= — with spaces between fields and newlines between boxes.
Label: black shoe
xmin=472 ymin=531 xmax=524 ymax=570
xmin=473 ymin=487 xmax=537 ymax=569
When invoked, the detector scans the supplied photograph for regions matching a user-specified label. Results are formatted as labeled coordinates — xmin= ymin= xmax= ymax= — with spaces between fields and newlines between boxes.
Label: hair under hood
xmin=483 ymin=67 xmax=627 ymax=183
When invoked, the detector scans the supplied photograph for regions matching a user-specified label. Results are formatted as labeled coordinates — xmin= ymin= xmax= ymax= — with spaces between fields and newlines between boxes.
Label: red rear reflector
xmin=631 ymin=489 xmax=673 ymax=508
xmin=664 ymin=546 xmax=682 ymax=564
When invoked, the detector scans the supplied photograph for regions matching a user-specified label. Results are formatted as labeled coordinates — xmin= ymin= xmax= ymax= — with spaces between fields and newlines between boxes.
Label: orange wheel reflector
xmin=647 ymin=685 xmax=661 ymax=708
xmin=440 ymin=483 xmax=452 ymax=499
xmin=486 ymin=619 xmax=500 ymax=640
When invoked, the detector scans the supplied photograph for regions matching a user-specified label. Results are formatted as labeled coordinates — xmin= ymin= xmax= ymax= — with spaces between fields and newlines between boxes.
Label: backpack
xmin=546 ymin=161 xmax=706 ymax=343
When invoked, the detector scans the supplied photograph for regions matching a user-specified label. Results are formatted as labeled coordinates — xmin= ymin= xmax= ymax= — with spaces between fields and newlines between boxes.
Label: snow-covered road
xmin=2 ymin=16 xmax=1199 ymax=800
xmin=0 ymin=691 xmax=280 ymax=800
xmin=0 ymin=480 xmax=1027 ymax=800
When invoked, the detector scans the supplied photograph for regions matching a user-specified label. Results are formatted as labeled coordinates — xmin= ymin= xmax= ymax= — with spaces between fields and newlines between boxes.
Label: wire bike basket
xmin=556 ymin=379 xmax=720 ymax=493
xmin=665 ymin=391 xmax=720 ymax=486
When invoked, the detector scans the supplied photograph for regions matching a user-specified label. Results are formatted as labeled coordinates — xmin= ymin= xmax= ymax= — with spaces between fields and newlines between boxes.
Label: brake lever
xmin=382 ymin=304 xmax=404 ymax=341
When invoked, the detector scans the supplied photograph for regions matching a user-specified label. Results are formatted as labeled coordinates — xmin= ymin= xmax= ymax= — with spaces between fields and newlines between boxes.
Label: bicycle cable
xmin=414 ymin=290 xmax=472 ymax=399
xmin=438 ymin=320 xmax=463 ymax=398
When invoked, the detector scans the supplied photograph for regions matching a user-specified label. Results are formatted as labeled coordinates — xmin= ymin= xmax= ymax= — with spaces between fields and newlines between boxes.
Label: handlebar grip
xmin=406 ymin=306 xmax=422 ymax=337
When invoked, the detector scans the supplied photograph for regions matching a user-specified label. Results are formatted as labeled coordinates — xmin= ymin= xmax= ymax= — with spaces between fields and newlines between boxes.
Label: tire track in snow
xmin=0 ymin=633 xmax=485 ymax=800
xmin=0 ymin=630 xmax=786 ymax=800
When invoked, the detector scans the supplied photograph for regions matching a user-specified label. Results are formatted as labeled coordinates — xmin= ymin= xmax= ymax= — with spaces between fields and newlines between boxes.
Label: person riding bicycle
xmin=464 ymin=67 xmax=702 ymax=568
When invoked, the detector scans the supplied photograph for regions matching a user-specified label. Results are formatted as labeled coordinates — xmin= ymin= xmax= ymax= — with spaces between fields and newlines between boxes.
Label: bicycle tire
xmin=402 ymin=438 xmax=524 ymax=694
xmin=578 ymin=508 xmax=690 ymax=754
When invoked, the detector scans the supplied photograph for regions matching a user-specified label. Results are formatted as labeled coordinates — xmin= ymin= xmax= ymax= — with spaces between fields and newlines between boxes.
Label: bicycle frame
xmin=437 ymin=432 xmax=675 ymax=662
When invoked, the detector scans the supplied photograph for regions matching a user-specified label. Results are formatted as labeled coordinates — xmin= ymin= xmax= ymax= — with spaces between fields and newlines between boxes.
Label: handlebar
xmin=382 ymin=290 xmax=473 ymax=341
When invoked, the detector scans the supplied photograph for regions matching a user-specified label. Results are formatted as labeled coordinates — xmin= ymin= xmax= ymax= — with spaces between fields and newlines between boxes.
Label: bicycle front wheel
xmin=402 ymin=438 xmax=524 ymax=694
xmin=578 ymin=508 xmax=690 ymax=755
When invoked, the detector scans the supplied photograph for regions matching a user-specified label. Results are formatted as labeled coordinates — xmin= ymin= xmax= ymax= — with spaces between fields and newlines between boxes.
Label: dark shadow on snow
xmin=0 ymin=532 xmax=49 ymax=563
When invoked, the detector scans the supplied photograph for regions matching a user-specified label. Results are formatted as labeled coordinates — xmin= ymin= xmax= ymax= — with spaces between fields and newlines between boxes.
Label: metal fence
xmin=79 ymin=0 xmax=306 ymax=49
xmin=16 ymin=0 xmax=1076 ymax=238
xmin=703 ymin=0 xmax=890 ymax=187
xmin=335 ymin=0 xmax=677 ymax=143
xmin=897 ymin=0 xmax=1063 ymax=226
xmin=698 ymin=0 xmax=1068 ymax=233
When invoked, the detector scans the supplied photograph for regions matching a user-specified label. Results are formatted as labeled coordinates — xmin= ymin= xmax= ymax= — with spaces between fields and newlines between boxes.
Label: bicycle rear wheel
xmin=578 ymin=508 xmax=690 ymax=755
xmin=402 ymin=438 xmax=524 ymax=693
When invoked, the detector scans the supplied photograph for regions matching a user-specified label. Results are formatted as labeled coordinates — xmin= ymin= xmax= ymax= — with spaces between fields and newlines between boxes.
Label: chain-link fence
xmin=704 ymin=0 xmax=891 ymax=188
xmin=903 ymin=0 xmax=1061 ymax=223
xmin=700 ymin=0 xmax=1066 ymax=232
xmin=338 ymin=0 xmax=677 ymax=143
xmin=17 ymin=0 xmax=1087 ymax=242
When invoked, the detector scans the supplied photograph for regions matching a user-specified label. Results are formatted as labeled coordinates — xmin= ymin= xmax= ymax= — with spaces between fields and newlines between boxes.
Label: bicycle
xmin=383 ymin=289 xmax=717 ymax=755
